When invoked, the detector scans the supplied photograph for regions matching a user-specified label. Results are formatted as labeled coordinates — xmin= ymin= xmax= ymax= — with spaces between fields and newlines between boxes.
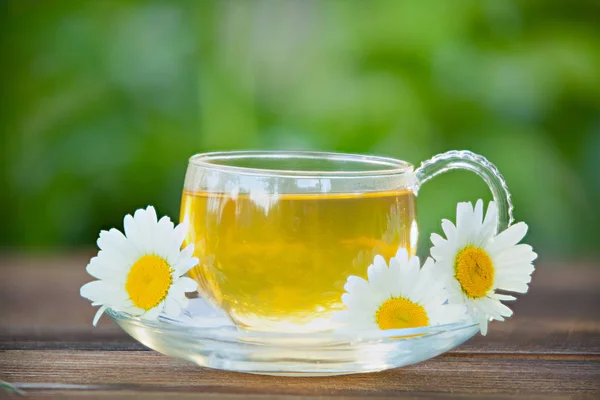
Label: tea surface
xmin=181 ymin=190 xmax=416 ymax=330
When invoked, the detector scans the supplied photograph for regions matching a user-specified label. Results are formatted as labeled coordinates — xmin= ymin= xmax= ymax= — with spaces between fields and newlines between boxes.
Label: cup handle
xmin=414 ymin=150 xmax=514 ymax=233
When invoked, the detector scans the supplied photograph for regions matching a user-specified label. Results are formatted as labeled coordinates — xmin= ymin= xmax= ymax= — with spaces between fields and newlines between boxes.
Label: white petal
xmin=494 ymin=267 xmax=534 ymax=283
xmin=171 ymin=277 xmax=198 ymax=293
xmin=179 ymin=243 xmax=194 ymax=260
xmin=97 ymin=229 xmax=137 ymax=264
xmin=134 ymin=205 xmax=157 ymax=227
xmin=157 ymin=215 xmax=175 ymax=236
xmin=341 ymin=292 xmax=375 ymax=313
xmin=473 ymin=199 xmax=484 ymax=227
xmin=175 ymin=244 xmax=196 ymax=275
xmin=427 ymin=303 xmax=466 ymax=325
xmin=352 ymin=315 xmax=378 ymax=329
xmin=478 ymin=315 xmax=489 ymax=336
xmin=132 ymin=208 xmax=150 ymax=245
xmin=477 ymin=296 xmax=513 ymax=319
xmin=86 ymin=257 xmax=120 ymax=281
xmin=494 ymin=260 xmax=535 ymax=274
xmin=173 ymin=295 xmax=189 ymax=310
xmin=92 ymin=305 xmax=109 ymax=326
xmin=494 ymin=244 xmax=538 ymax=264
xmin=411 ymin=262 xmax=444 ymax=305
xmin=344 ymin=276 xmax=370 ymax=295
xmin=145 ymin=205 xmax=158 ymax=224
xmin=142 ymin=304 xmax=163 ymax=321
xmin=430 ymin=245 xmax=449 ymax=262
xmin=395 ymin=247 xmax=410 ymax=262
xmin=388 ymin=257 xmax=403 ymax=297
xmin=430 ymin=232 xmax=446 ymax=247
xmin=137 ymin=206 xmax=158 ymax=254
xmin=489 ymin=293 xmax=516 ymax=301
xmin=446 ymin=279 xmax=466 ymax=304
xmin=335 ymin=312 xmax=377 ymax=331
xmin=164 ymin=297 xmax=182 ymax=317
xmin=373 ymin=254 xmax=388 ymax=269
xmin=441 ymin=219 xmax=457 ymax=242
xmin=81 ymin=281 xmax=129 ymax=305
xmin=331 ymin=310 xmax=351 ymax=323
xmin=430 ymin=233 xmax=449 ymax=250
xmin=456 ymin=201 xmax=475 ymax=233
xmin=160 ymin=220 xmax=187 ymax=265
xmin=93 ymin=250 xmax=131 ymax=275
xmin=122 ymin=303 xmax=144 ymax=316
xmin=124 ymin=214 xmax=143 ymax=252
xmin=80 ymin=281 xmax=109 ymax=301
xmin=421 ymin=256 xmax=436 ymax=276
xmin=398 ymin=255 xmax=420 ymax=298
xmin=155 ymin=216 xmax=176 ymax=261
xmin=491 ymin=299 xmax=514 ymax=318
xmin=172 ymin=221 xmax=189 ymax=249
xmin=480 ymin=201 xmax=498 ymax=239
xmin=176 ymin=256 xmax=198 ymax=277
xmin=367 ymin=257 xmax=391 ymax=300
xmin=487 ymin=222 xmax=529 ymax=255
xmin=495 ymin=279 xmax=531 ymax=293
xmin=434 ymin=259 xmax=455 ymax=279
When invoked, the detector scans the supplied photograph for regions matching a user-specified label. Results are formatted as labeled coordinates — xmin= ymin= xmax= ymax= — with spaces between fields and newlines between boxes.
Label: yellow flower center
xmin=375 ymin=297 xmax=429 ymax=330
xmin=125 ymin=255 xmax=173 ymax=311
xmin=454 ymin=246 xmax=494 ymax=298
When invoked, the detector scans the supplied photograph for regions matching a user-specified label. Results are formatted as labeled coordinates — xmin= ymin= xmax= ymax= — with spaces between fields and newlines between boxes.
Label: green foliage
xmin=2 ymin=0 xmax=599 ymax=257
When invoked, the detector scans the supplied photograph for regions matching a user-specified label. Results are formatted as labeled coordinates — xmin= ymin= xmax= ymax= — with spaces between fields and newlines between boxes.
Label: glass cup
xmin=180 ymin=150 xmax=512 ymax=332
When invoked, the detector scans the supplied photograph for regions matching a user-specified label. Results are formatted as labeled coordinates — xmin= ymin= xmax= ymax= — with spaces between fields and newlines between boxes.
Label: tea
xmin=180 ymin=189 xmax=417 ymax=330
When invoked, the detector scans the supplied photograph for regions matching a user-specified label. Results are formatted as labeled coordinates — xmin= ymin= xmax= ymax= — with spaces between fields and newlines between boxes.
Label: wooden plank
xmin=458 ymin=318 xmax=600 ymax=355
xmin=2 ymin=318 xmax=599 ymax=355
xmin=1 ymin=254 xmax=599 ymax=355
xmin=1 ymin=350 xmax=599 ymax=397
xmin=1 ymin=252 xmax=103 ymax=334
xmin=5 ymin=389 xmax=582 ymax=400
xmin=4 ymin=389 xmax=588 ymax=400
xmin=1 ymin=254 xmax=600 ymax=397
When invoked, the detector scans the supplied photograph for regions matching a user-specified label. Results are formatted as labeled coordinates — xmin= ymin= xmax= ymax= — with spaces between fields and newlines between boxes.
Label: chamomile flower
xmin=333 ymin=249 xmax=467 ymax=331
xmin=430 ymin=200 xmax=537 ymax=335
xmin=80 ymin=206 xmax=199 ymax=325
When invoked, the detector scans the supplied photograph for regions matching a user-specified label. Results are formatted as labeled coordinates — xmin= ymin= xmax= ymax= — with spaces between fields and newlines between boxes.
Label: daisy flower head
xmin=80 ymin=206 xmax=199 ymax=325
xmin=430 ymin=200 xmax=537 ymax=335
xmin=333 ymin=248 xmax=467 ymax=332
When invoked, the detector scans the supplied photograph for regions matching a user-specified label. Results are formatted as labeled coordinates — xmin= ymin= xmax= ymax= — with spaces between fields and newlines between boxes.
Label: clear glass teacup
xmin=180 ymin=150 xmax=511 ymax=332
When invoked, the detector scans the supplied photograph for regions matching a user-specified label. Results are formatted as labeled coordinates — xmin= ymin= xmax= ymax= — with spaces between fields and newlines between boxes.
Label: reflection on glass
xmin=181 ymin=189 xmax=416 ymax=330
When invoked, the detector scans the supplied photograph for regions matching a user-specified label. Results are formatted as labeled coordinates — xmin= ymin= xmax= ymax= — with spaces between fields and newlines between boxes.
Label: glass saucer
xmin=107 ymin=298 xmax=479 ymax=376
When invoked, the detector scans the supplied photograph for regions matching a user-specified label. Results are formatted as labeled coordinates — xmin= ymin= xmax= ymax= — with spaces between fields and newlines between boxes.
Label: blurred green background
xmin=1 ymin=0 xmax=599 ymax=259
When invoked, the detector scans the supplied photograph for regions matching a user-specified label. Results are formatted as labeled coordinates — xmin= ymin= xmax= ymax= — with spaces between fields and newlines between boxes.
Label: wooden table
xmin=1 ymin=253 xmax=599 ymax=398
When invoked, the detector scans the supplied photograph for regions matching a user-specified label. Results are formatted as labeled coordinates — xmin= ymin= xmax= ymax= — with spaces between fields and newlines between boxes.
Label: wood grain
xmin=2 ymin=350 xmax=599 ymax=397
xmin=1 ymin=253 xmax=599 ymax=398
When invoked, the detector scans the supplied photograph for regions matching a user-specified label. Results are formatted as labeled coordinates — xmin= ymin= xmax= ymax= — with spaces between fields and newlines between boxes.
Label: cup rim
xmin=188 ymin=150 xmax=413 ymax=177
